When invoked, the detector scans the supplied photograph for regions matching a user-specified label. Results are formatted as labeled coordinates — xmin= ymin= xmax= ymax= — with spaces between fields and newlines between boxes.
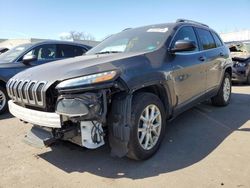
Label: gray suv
xmin=7 ymin=19 xmax=232 ymax=160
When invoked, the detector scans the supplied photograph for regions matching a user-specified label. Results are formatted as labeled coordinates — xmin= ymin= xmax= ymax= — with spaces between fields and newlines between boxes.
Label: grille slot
xmin=7 ymin=79 xmax=47 ymax=108
xmin=36 ymin=83 xmax=45 ymax=102
xmin=21 ymin=81 xmax=28 ymax=101
xmin=28 ymin=82 xmax=35 ymax=101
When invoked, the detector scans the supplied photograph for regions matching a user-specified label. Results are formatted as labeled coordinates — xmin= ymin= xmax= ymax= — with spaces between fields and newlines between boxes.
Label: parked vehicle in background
xmin=0 ymin=47 xmax=9 ymax=55
xmin=227 ymin=41 xmax=250 ymax=84
xmin=7 ymin=19 xmax=232 ymax=160
xmin=0 ymin=40 xmax=91 ymax=114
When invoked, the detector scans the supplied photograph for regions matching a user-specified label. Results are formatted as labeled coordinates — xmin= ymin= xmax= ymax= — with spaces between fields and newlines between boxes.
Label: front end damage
xmin=55 ymin=90 xmax=108 ymax=149
xmin=229 ymin=44 xmax=250 ymax=82
xmin=8 ymin=78 xmax=132 ymax=157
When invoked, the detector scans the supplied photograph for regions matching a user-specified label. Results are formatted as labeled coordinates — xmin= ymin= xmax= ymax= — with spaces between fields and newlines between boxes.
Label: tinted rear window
xmin=211 ymin=32 xmax=223 ymax=47
xmin=196 ymin=28 xmax=216 ymax=50
xmin=57 ymin=44 xmax=86 ymax=58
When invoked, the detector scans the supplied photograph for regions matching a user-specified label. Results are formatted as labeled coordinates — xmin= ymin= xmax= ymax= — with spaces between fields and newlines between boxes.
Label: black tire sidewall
xmin=211 ymin=72 xmax=231 ymax=106
xmin=0 ymin=86 xmax=8 ymax=114
xmin=127 ymin=93 xmax=166 ymax=160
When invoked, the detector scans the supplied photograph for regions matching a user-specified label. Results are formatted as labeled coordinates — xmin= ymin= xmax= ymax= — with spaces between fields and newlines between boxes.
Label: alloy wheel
xmin=137 ymin=104 xmax=162 ymax=150
xmin=223 ymin=77 xmax=231 ymax=102
xmin=0 ymin=90 xmax=6 ymax=111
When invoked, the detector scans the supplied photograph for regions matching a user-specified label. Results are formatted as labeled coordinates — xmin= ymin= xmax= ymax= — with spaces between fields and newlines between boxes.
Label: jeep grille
xmin=7 ymin=79 xmax=47 ymax=107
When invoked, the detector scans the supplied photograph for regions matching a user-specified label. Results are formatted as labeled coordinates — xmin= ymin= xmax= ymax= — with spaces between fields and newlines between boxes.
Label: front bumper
xmin=8 ymin=100 xmax=61 ymax=128
xmin=232 ymin=67 xmax=248 ymax=82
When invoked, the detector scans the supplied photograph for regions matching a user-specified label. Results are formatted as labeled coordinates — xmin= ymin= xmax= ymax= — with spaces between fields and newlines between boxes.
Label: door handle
xmin=199 ymin=56 xmax=206 ymax=62
xmin=220 ymin=52 xmax=225 ymax=57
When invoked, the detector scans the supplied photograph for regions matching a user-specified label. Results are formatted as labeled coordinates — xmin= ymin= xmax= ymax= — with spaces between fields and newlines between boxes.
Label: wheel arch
xmin=225 ymin=66 xmax=232 ymax=77
xmin=131 ymin=84 xmax=172 ymax=119
xmin=108 ymin=81 xmax=173 ymax=158
xmin=0 ymin=80 xmax=6 ymax=88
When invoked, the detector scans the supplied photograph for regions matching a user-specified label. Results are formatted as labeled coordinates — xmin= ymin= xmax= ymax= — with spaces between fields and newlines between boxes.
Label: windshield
xmin=87 ymin=26 xmax=169 ymax=55
xmin=0 ymin=43 xmax=32 ymax=63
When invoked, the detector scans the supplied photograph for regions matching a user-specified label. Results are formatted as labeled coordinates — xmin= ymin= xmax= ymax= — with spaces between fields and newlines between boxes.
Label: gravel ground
xmin=0 ymin=85 xmax=250 ymax=188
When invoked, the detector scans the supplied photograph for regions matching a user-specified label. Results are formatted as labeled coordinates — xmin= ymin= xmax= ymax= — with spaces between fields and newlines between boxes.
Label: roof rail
xmin=122 ymin=28 xmax=132 ymax=31
xmin=176 ymin=19 xmax=209 ymax=27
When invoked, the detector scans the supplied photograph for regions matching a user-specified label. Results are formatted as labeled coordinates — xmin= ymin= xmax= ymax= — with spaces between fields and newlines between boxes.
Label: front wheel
xmin=127 ymin=92 xmax=166 ymax=160
xmin=0 ymin=86 xmax=8 ymax=114
xmin=211 ymin=72 xmax=231 ymax=106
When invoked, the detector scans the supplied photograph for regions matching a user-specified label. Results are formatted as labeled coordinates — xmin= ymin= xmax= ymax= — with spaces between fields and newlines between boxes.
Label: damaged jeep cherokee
xmin=7 ymin=19 xmax=233 ymax=160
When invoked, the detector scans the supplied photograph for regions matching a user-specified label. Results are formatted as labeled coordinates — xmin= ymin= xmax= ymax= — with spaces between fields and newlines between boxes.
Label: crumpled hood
xmin=231 ymin=52 xmax=250 ymax=62
xmin=11 ymin=52 xmax=145 ymax=83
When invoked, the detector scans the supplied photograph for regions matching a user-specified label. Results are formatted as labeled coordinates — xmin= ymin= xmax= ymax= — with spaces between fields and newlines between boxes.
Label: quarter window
xmin=196 ymin=28 xmax=216 ymax=50
xmin=172 ymin=26 xmax=198 ymax=52
xmin=211 ymin=32 xmax=223 ymax=47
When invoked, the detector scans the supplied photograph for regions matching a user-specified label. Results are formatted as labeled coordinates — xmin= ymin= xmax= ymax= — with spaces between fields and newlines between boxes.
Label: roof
xmin=120 ymin=19 xmax=213 ymax=36
xmin=29 ymin=40 xmax=92 ymax=49
xmin=0 ymin=39 xmax=92 ymax=50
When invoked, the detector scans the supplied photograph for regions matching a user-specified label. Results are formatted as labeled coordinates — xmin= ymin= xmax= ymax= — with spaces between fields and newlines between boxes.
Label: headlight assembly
xmin=56 ymin=70 xmax=118 ymax=89
xmin=235 ymin=62 xmax=247 ymax=67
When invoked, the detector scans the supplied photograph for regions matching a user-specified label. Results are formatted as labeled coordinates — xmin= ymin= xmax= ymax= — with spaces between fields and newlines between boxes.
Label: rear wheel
xmin=0 ymin=86 xmax=8 ymax=114
xmin=211 ymin=72 xmax=231 ymax=106
xmin=127 ymin=92 xmax=166 ymax=160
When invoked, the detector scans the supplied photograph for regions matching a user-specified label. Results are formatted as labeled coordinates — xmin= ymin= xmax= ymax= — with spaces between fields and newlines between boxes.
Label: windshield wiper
xmin=95 ymin=51 xmax=122 ymax=55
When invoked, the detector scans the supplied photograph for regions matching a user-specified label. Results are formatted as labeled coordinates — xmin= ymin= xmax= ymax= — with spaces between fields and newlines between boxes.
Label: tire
xmin=127 ymin=92 xmax=166 ymax=160
xmin=211 ymin=72 xmax=231 ymax=106
xmin=0 ymin=86 xmax=8 ymax=114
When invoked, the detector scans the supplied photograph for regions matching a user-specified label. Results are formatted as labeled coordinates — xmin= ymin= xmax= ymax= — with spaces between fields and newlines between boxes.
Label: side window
xmin=211 ymin=32 xmax=223 ymax=47
xmin=172 ymin=26 xmax=198 ymax=52
xmin=57 ymin=44 xmax=86 ymax=58
xmin=24 ymin=44 xmax=56 ymax=61
xmin=196 ymin=28 xmax=216 ymax=50
xmin=73 ymin=46 xmax=87 ymax=57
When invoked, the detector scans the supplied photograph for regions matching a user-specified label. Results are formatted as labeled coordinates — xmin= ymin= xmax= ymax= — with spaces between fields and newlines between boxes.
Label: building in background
xmin=0 ymin=38 xmax=100 ymax=49
xmin=0 ymin=39 xmax=7 ymax=43
xmin=73 ymin=39 xmax=100 ymax=47
xmin=0 ymin=38 xmax=45 ymax=49
xmin=220 ymin=30 xmax=250 ymax=42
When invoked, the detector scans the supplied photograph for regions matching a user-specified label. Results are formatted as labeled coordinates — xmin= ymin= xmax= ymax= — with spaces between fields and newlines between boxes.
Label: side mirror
xmin=170 ymin=40 xmax=197 ymax=53
xmin=22 ymin=54 xmax=37 ymax=65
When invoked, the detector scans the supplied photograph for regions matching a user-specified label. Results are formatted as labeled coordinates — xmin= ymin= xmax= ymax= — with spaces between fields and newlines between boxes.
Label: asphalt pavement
xmin=0 ymin=85 xmax=249 ymax=188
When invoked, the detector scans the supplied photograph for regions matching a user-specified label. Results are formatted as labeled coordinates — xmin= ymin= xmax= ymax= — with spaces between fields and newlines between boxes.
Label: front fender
xmin=122 ymin=69 xmax=175 ymax=112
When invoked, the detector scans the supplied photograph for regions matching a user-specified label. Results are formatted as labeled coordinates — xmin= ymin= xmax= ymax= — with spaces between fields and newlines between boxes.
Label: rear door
xmin=195 ymin=28 xmax=224 ymax=92
xmin=56 ymin=44 xmax=87 ymax=59
xmin=171 ymin=26 xmax=206 ymax=105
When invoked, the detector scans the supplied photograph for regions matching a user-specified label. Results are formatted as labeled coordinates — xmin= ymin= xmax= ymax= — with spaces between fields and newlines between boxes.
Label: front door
xmin=170 ymin=26 xmax=206 ymax=105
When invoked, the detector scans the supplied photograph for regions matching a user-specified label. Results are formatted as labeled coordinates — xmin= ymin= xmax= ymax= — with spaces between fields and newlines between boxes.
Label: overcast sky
xmin=0 ymin=0 xmax=249 ymax=40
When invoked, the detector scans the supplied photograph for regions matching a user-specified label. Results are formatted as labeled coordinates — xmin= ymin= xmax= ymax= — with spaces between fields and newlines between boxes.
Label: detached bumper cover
xmin=8 ymin=100 xmax=61 ymax=128
xmin=23 ymin=126 xmax=56 ymax=148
